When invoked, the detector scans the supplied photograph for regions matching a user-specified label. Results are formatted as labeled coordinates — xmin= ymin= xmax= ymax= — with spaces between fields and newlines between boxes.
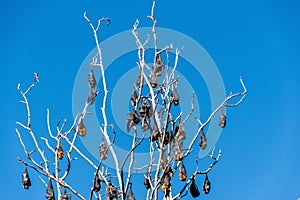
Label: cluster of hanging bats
xmin=22 ymin=168 xmax=68 ymax=200
xmin=126 ymin=53 xmax=227 ymax=198
xmin=20 ymin=52 xmax=227 ymax=199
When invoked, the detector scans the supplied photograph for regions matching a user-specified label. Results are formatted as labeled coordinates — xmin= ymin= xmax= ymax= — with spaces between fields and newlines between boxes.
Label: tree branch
xmin=173 ymin=149 xmax=222 ymax=200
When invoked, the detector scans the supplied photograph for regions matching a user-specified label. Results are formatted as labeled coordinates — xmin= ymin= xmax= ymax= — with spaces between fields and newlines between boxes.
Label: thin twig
xmin=84 ymin=12 xmax=123 ymax=197
xmin=182 ymin=93 xmax=195 ymax=125
xmin=185 ymin=78 xmax=247 ymax=157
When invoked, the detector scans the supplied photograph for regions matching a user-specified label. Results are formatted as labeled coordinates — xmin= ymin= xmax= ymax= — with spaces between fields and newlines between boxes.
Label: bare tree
xmin=16 ymin=1 xmax=247 ymax=200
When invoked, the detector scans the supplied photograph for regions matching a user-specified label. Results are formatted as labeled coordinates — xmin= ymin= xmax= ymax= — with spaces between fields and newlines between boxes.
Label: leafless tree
xmin=16 ymin=1 xmax=247 ymax=199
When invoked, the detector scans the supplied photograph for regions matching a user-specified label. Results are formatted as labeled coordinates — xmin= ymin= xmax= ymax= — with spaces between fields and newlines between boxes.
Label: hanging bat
xmin=202 ymin=174 xmax=211 ymax=194
xmin=141 ymin=116 xmax=151 ymax=132
xmin=87 ymin=90 xmax=96 ymax=105
xmin=93 ymin=174 xmax=101 ymax=192
xmin=106 ymin=183 xmax=118 ymax=200
xmin=77 ymin=119 xmax=86 ymax=137
xmin=100 ymin=138 xmax=108 ymax=160
xmin=174 ymin=123 xmax=186 ymax=141
xmin=136 ymin=69 xmax=144 ymax=89
xmin=132 ymin=111 xmax=141 ymax=124
xmin=162 ymin=130 xmax=171 ymax=145
xmin=199 ymin=129 xmax=207 ymax=150
xmin=160 ymin=149 xmax=168 ymax=169
xmin=57 ymin=141 xmax=64 ymax=160
xmin=126 ymin=112 xmax=141 ymax=132
xmin=150 ymin=74 xmax=158 ymax=88
xmin=190 ymin=179 xmax=200 ymax=198
xmin=130 ymin=90 xmax=138 ymax=107
xmin=143 ymin=173 xmax=151 ymax=189
xmin=146 ymin=100 xmax=153 ymax=117
xmin=171 ymin=85 xmax=179 ymax=106
xmin=161 ymin=172 xmax=171 ymax=193
xmin=21 ymin=168 xmax=31 ymax=189
xmin=179 ymin=162 xmax=187 ymax=181
xmin=139 ymin=99 xmax=153 ymax=117
xmin=219 ymin=112 xmax=227 ymax=128
xmin=45 ymin=179 xmax=55 ymax=200
xmin=88 ymin=68 xmax=97 ymax=88
xmin=173 ymin=140 xmax=183 ymax=161
xmin=139 ymin=100 xmax=147 ymax=117
xmin=152 ymin=53 xmax=165 ymax=76
xmin=127 ymin=184 xmax=135 ymax=200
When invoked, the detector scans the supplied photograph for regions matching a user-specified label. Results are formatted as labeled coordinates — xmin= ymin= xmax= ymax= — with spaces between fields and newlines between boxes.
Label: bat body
xmin=21 ymin=168 xmax=31 ymax=189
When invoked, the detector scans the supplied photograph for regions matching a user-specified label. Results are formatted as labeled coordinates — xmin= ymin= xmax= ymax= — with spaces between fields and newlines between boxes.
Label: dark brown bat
xmin=130 ymin=90 xmax=138 ymax=107
xmin=139 ymin=100 xmax=147 ymax=117
xmin=127 ymin=184 xmax=135 ymax=200
xmin=143 ymin=173 xmax=151 ymax=189
xmin=132 ymin=111 xmax=141 ymax=124
xmin=87 ymin=90 xmax=96 ymax=105
xmin=161 ymin=172 xmax=171 ymax=194
xmin=45 ymin=179 xmax=55 ymax=200
xmin=88 ymin=68 xmax=97 ymax=88
xmin=190 ymin=179 xmax=200 ymax=198
xmin=21 ymin=168 xmax=31 ymax=189
xmin=174 ymin=123 xmax=186 ymax=141
xmin=100 ymin=138 xmax=108 ymax=160
xmin=153 ymin=53 xmax=165 ymax=76
xmin=141 ymin=116 xmax=151 ymax=132
xmin=179 ymin=162 xmax=187 ymax=181
xmin=146 ymin=100 xmax=153 ymax=117
xmin=199 ymin=129 xmax=207 ymax=150
xmin=77 ymin=119 xmax=86 ymax=137
xmin=136 ymin=70 xmax=144 ymax=89
xmin=105 ymin=183 xmax=118 ymax=200
xmin=173 ymin=140 xmax=183 ymax=161
xmin=93 ymin=174 xmax=101 ymax=192
xmin=219 ymin=112 xmax=227 ymax=128
xmin=126 ymin=111 xmax=141 ymax=132
xmin=171 ymin=85 xmax=179 ymax=106
xmin=202 ymin=174 xmax=211 ymax=194
xmin=160 ymin=149 xmax=168 ymax=169
xmin=150 ymin=74 xmax=158 ymax=88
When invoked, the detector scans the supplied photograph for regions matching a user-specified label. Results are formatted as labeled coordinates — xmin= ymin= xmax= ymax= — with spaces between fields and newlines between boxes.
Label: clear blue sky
xmin=1 ymin=0 xmax=300 ymax=199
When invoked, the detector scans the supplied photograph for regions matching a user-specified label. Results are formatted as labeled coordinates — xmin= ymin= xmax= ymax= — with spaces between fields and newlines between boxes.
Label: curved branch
xmin=84 ymin=12 xmax=123 ymax=197
xmin=184 ymin=78 xmax=247 ymax=157
xmin=173 ymin=149 xmax=222 ymax=200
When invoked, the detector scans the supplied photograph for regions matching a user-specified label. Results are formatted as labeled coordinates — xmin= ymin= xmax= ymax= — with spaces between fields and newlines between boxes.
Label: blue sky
xmin=1 ymin=0 xmax=300 ymax=199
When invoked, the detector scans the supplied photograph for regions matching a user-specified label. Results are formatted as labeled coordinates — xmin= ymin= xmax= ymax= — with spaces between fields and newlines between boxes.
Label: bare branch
xmin=15 ymin=3 xmax=247 ymax=199
xmin=147 ymin=0 xmax=158 ymax=52
xmin=55 ymin=139 xmax=62 ymax=199
xmin=16 ymin=128 xmax=42 ymax=170
xmin=84 ymin=12 xmax=123 ymax=197
xmin=225 ymin=77 xmax=247 ymax=107
xmin=60 ymin=151 xmax=72 ymax=181
xmin=185 ymin=78 xmax=247 ymax=157
xmin=41 ymin=137 xmax=55 ymax=153
xmin=124 ymin=127 xmax=147 ymax=194
xmin=46 ymin=109 xmax=56 ymax=139
xmin=173 ymin=149 xmax=222 ymax=200
xmin=16 ymin=81 xmax=50 ymax=173
xmin=182 ymin=92 xmax=195 ymax=125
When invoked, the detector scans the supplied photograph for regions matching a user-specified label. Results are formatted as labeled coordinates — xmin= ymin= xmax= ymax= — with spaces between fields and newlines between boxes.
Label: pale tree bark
xmin=15 ymin=1 xmax=247 ymax=199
